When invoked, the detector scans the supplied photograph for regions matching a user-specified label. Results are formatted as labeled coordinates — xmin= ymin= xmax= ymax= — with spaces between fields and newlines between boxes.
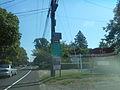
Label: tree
xmin=69 ymin=42 xmax=77 ymax=55
xmin=33 ymin=38 xmax=51 ymax=68
xmin=6 ymin=45 xmax=29 ymax=65
xmin=99 ymin=39 xmax=108 ymax=48
xmin=103 ymin=1 xmax=120 ymax=52
xmin=34 ymin=38 xmax=49 ymax=49
xmin=71 ymin=30 xmax=88 ymax=54
xmin=74 ymin=30 xmax=88 ymax=49
xmin=61 ymin=41 xmax=71 ymax=63
xmin=0 ymin=8 xmax=21 ymax=47
xmin=33 ymin=49 xmax=51 ymax=67
xmin=0 ymin=8 xmax=21 ymax=60
xmin=0 ymin=8 xmax=28 ymax=65
xmin=17 ymin=47 xmax=29 ymax=65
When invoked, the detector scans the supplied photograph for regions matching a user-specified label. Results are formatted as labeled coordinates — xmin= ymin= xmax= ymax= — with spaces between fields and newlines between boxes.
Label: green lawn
xmin=39 ymin=72 xmax=105 ymax=85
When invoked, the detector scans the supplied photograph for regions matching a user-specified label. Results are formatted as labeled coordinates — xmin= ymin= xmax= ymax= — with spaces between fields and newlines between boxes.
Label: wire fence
xmin=39 ymin=54 xmax=120 ymax=90
xmin=68 ymin=53 xmax=120 ymax=74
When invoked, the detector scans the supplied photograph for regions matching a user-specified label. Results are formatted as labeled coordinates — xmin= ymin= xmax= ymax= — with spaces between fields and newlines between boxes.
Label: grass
xmin=39 ymin=72 xmax=105 ymax=85
xmin=60 ymin=79 xmax=74 ymax=85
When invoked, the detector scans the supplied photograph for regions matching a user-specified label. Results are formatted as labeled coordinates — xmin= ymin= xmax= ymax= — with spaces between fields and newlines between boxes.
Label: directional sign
xmin=53 ymin=33 xmax=62 ymax=40
xmin=53 ymin=57 xmax=61 ymax=70
xmin=51 ymin=43 xmax=62 ymax=56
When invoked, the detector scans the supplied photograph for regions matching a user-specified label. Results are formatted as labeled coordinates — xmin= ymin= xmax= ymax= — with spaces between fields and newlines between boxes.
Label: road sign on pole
xmin=51 ymin=43 xmax=62 ymax=56
xmin=53 ymin=57 xmax=61 ymax=70
xmin=53 ymin=32 xmax=62 ymax=40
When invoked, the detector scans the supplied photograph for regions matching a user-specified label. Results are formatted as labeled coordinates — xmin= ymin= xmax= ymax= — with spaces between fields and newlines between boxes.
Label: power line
xmin=36 ymin=0 xmax=39 ymax=37
xmin=5 ymin=0 xmax=28 ymax=9
xmin=57 ymin=13 xmax=69 ymax=42
xmin=42 ymin=8 xmax=50 ymax=38
xmin=0 ymin=0 xmax=15 ymax=6
xmin=61 ymin=0 xmax=74 ymax=42
xmin=17 ymin=10 xmax=47 ymax=18
xmin=57 ymin=15 xmax=107 ymax=23
xmin=61 ymin=0 xmax=77 ymax=56
xmin=83 ymin=0 xmax=113 ymax=10
xmin=39 ymin=0 xmax=45 ymax=37
xmin=13 ymin=8 xmax=48 ymax=15
xmin=42 ymin=0 xmax=51 ymax=38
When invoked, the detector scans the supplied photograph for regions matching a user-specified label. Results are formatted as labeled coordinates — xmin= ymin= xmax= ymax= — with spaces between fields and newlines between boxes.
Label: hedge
xmin=38 ymin=63 xmax=90 ymax=70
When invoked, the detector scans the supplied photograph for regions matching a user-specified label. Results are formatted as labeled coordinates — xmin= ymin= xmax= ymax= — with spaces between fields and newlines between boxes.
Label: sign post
xmin=79 ymin=54 xmax=82 ymax=72
xmin=52 ymin=43 xmax=62 ymax=77
xmin=53 ymin=57 xmax=61 ymax=70
xmin=50 ymin=0 xmax=61 ymax=78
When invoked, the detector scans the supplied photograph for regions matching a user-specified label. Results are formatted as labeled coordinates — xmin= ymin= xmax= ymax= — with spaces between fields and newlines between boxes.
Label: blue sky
xmin=0 ymin=0 xmax=117 ymax=61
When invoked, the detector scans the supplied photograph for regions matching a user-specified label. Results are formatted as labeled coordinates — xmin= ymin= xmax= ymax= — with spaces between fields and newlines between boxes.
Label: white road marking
xmin=4 ymin=70 xmax=32 ymax=90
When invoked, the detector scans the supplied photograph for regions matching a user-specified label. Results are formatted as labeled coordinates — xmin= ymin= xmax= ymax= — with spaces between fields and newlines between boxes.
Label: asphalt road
xmin=0 ymin=66 xmax=41 ymax=90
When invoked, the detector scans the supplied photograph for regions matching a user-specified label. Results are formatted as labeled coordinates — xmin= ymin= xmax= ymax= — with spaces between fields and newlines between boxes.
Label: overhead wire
xmin=39 ymin=0 xmax=45 ymax=38
xmin=36 ymin=0 xmax=39 ymax=37
xmin=42 ymin=8 xmax=50 ymax=38
xmin=0 ymin=0 xmax=15 ymax=6
xmin=13 ymin=8 xmax=48 ymax=15
xmin=17 ymin=11 xmax=47 ymax=18
xmin=57 ymin=13 xmax=69 ymax=42
xmin=61 ymin=0 xmax=73 ymax=41
xmin=42 ymin=0 xmax=51 ymax=38
xmin=83 ymin=0 xmax=113 ymax=10
xmin=57 ymin=15 xmax=107 ymax=23
xmin=61 ymin=0 xmax=77 ymax=56
xmin=5 ymin=0 xmax=28 ymax=9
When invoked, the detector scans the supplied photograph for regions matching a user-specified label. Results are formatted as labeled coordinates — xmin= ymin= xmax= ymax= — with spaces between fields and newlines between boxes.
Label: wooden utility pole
xmin=50 ymin=0 xmax=58 ymax=77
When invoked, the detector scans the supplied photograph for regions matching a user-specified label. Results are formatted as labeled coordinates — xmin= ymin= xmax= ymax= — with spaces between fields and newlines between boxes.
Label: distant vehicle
xmin=0 ymin=64 xmax=17 ymax=77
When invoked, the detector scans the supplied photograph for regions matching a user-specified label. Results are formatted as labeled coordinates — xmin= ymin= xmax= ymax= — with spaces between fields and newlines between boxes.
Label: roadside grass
xmin=39 ymin=72 xmax=106 ymax=85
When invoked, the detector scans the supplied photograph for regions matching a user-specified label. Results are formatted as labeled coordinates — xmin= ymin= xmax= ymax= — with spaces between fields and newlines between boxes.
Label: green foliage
xmin=0 ymin=8 xmax=21 ymax=47
xmin=61 ymin=63 xmax=78 ymax=69
xmin=0 ymin=8 xmax=28 ymax=66
xmin=33 ymin=38 xmax=52 ymax=68
xmin=6 ymin=46 xmax=29 ymax=66
xmin=41 ymin=72 xmax=103 ymax=85
xmin=68 ymin=30 xmax=88 ymax=55
xmin=99 ymin=39 xmax=109 ymax=48
xmin=33 ymin=49 xmax=52 ymax=65
xmin=74 ymin=30 xmax=88 ymax=49
xmin=69 ymin=43 xmax=88 ymax=55
xmin=59 ymin=79 xmax=74 ymax=85
xmin=61 ymin=41 xmax=71 ymax=60
xmin=102 ymin=1 xmax=120 ymax=52
xmin=34 ymin=38 xmax=49 ymax=51
xmin=0 ymin=59 xmax=12 ymax=64
xmin=16 ymin=47 xmax=29 ymax=65
xmin=80 ymin=48 xmax=89 ymax=55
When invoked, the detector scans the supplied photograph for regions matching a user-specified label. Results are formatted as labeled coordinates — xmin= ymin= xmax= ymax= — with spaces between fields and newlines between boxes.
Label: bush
xmin=0 ymin=59 xmax=12 ymax=64
xmin=38 ymin=64 xmax=51 ymax=70
xmin=36 ymin=63 xmax=90 ymax=70
xmin=61 ymin=63 xmax=78 ymax=69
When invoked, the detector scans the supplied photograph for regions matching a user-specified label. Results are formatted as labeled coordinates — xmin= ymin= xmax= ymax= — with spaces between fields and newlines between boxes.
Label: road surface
xmin=0 ymin=66 xmax=42 ymax=90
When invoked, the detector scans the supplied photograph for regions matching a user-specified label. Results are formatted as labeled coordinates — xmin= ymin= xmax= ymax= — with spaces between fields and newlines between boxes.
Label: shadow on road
xmin=0 ymin=76 xmax=9 ymax=79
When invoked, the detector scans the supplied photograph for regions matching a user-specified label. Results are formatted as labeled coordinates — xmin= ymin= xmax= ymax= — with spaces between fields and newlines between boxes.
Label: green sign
xmin=51 ymin=43 xmax=62 ymax=56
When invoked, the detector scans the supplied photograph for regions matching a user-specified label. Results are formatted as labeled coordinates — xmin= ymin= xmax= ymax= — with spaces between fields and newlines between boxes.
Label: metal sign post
xmin=79 ymin=54 xmax=82 ymax=72
xmin=50 ymin=0 xmax=62 ymax=77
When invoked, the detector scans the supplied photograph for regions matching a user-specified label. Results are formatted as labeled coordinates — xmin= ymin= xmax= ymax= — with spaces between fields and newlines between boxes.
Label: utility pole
xmin=50 ymin=0 xmax=58 ymax=77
